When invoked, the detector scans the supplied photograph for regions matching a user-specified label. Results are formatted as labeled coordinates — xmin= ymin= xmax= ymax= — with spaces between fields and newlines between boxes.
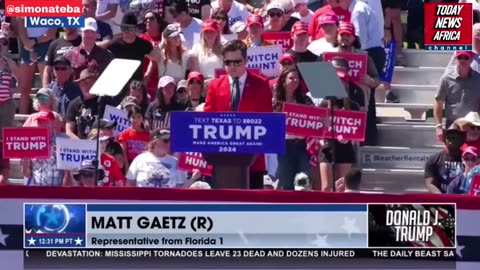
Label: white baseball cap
xmin=158 ymin=76 xmax=176 ymax=88
xmin=266 ymin=2 xmax=285 ymax=13
xmin=293 ymin=0 xmax=308 ymax=4
xmin=82 ymin=17 xmax=98 ymax=32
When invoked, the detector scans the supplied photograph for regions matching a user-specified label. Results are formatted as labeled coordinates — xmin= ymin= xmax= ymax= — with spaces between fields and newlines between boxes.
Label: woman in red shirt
xmin=118 ymin=105 xmax=150 ymax=164
xmin=140 ymin=11 xmax=166 ymax=99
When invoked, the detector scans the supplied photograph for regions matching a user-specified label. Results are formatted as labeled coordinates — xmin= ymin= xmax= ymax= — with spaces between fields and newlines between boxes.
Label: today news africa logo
xmin=424 ymin=3 xmax=473 ymax=51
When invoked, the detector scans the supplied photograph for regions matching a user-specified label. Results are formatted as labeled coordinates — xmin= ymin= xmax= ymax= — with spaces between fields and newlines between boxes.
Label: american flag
xmin=306 ymin=137 xmax=321 ymax=166
xmin=0 ymin=187 xmax=479 ymax=269
xmin=150 ymin=111 xmax=171 ymax=130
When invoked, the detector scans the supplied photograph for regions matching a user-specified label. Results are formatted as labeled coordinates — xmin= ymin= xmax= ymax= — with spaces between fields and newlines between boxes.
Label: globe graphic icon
xmin=35 ymin=204 xmax=70 ymax=233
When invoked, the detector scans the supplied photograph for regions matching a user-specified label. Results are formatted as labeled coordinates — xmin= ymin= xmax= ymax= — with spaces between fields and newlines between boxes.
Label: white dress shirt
xmin=349 ymin=0 xmax=384 ymax=50
xmin=360 ymin=0 xmax=384 ymax=37
xmin=228 ymin=71 xmax=248 ymax=97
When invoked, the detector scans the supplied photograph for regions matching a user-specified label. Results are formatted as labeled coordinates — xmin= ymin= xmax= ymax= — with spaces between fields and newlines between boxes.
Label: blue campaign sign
xmin=380 ymin=40 xmax=397 ymax=83
xmin=170 ymin=112 xmax=286 ymax=154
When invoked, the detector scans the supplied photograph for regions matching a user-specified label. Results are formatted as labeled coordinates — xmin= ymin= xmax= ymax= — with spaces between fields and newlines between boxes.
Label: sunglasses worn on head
xmin=224 ymin=59 xmax=243 ymax=66
xmin=268 ymin=12 xmax=283 ymax=18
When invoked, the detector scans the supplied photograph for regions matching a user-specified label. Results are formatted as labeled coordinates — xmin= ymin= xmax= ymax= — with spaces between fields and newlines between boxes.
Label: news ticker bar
xmin=23 ymin=249 xmax=457 ymax=269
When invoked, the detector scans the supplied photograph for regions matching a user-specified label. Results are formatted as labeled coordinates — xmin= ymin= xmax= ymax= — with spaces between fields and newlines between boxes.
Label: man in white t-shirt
xmin=211 ymin=0 xmax=250 ymax=29
xmin=292 ymin=0 xmax=314 ymax=24
xmin=307 ymin=13 xmax=338 ymax=56
xmin=95 ymin=0 xmax=123 ymax=37
xmin=168 ymin=1 xmax=202 ymax=50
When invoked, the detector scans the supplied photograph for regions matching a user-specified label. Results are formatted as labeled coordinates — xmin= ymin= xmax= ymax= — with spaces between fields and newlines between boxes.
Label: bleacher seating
xmin=360 ymin=49 xmax=452 ymax=194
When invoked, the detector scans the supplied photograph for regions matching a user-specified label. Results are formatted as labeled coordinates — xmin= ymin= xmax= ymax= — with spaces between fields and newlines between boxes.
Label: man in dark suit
xmin=204 ymin=40 xmax=273 ymax=189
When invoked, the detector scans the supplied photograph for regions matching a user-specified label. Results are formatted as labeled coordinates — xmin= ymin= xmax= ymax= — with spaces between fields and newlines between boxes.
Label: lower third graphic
xmin=24 ymin=203 xmax=86 ymax=248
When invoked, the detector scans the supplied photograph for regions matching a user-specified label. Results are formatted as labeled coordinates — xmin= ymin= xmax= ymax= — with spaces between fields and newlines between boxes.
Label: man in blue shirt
xmin=49 ymin=57 xmax=82 ymax=117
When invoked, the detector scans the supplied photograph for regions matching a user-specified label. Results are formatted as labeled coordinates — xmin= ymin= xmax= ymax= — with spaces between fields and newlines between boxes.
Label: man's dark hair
xmin=169 ymin=1 xmax=190 ymax=17
xmin=127 ymin=104 xmax=144 ymax=119
xmin=333 ymin=36 xmax=362 ymax=50
xmin=344 ymin=168 xmax=362 ymax=190
xmin=221 ymin=40 xmax=248 ymax=60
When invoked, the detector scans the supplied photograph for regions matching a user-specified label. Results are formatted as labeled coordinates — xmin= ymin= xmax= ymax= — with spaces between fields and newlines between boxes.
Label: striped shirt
xmin=0 ymin=57 xmax=13 ymax=103
xmin=145 ymin=101 xmax=186 ymax=130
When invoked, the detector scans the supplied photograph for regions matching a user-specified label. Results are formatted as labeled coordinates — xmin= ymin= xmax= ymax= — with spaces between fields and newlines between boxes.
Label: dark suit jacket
xmin=204 ymin=71 xmax=273 ymax=172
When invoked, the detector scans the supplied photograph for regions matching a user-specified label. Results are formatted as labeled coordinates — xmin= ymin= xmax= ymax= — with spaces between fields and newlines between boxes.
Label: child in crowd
xmin=118 ymin=105 xmax=150 ymax=165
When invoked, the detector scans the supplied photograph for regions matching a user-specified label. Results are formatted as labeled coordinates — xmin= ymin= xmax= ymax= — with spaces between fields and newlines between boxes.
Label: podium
xmin=202 ymin=153 xmax=258 ymax=189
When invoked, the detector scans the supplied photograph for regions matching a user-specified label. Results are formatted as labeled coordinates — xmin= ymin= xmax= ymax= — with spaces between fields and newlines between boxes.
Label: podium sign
xmin=170 ymin=112 xmax=286 ymax=154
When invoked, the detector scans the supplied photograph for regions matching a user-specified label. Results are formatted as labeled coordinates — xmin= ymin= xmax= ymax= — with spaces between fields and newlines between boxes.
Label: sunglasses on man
xmin=177 ymin=88 xmax=187 ymax=94
xmin=268 ymin=12 xmax=283 ymax=18
xmin=80 ymin=172 xmax=95 ymax=178
xmin=54 ymin=66 xmax=68 ymax=71
xmin=144 ymin=16 xmax=156 ymax=22
xmin=121 ymin=26 xmax=136 ymax=32
xmin=224 ymin=59 xmax=243 ymax=66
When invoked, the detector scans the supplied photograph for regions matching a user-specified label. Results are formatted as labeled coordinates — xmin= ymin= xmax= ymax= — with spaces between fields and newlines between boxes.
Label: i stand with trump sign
xmin=2 ymin=127 xmax=50 ymax=158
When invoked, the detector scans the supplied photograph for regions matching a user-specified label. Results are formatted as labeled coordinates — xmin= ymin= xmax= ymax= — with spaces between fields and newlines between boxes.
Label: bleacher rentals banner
xmin=0 ymin=186 xmax=479 ymax=270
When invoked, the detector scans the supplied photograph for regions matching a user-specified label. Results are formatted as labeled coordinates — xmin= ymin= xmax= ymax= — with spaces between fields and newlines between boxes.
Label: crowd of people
xmin=0 ymin=0 xmax=476 ymax=195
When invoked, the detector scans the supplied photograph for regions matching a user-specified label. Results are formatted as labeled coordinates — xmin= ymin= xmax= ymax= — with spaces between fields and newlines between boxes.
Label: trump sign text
xmin=170 ymin=112 xmax=286 ymax=154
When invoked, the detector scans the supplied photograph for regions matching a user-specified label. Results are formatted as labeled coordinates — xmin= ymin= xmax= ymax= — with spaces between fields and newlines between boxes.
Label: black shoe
xmin=385 ymin=91 xmax=400 ymax=103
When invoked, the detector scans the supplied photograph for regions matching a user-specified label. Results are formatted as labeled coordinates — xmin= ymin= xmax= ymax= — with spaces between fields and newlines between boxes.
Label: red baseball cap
xmin=462 ymin=146 xmax=480 ymax=158
xmin=202 ymin=19 xmax=219 ymax=33
xmin=319 ymin=13 xmax=339 ymax=26
xmin=455 ymin=51 xmax=473 ymax=59
xmin=247 ymin=15 xmax=264 ymax=27
xmin=187 ymin=71 xmax=205 ymax=83
xmin=291 ymin=21 xmax=308 ymax=35
xmin=280 ymin=53 xmax=296 ymax=63
xmin=463 ymin=146 xmax=479 ymax=158
xmin=338 ymin=21 xmax=355 ymax=35
xmin=36 ymin=109 xmax=55 ymax=122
